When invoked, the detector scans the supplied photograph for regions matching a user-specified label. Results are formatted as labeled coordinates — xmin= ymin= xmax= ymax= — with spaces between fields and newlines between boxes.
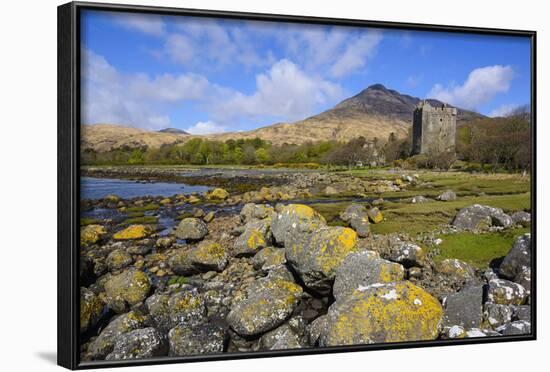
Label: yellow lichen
xmin=113 ymin=225 xmax=153 ymax=240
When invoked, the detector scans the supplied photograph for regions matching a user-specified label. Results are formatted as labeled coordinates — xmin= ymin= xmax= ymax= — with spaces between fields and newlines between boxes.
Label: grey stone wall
xmin=412 ymin=101 xmax=457 ymax=155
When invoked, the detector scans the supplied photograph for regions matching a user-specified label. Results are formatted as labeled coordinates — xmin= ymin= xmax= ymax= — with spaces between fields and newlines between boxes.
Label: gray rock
xmin=259 ymin=317 xmax=308 ymax=350
xmin=168 ymin=290 xmax=207 ymax=327
xmin=499 ymin=233 xmax=531 ymax=280
xmin=89 ymin=311 xmax=147 ymax=359
xmin=106 ymin=327 xmax=168 ymax=360
xmin=80 ymin=287 xmax=104 ymax=334
xmin=285 ymin=226 xmax=357 ymax=293
xmin=145 ymin=294 xmax=171 ymax=332
xmin=233 ymin=218 xmax=272 ymax=257
xmin=500 ymin=320 xmax=531 ymax=335
xmin=483 ymin=303 xmax=513 ymax=329
xmin=388 ymin=242 xmax=425 ymax=268
xmin=487 ymin=279 xmax=527 ymax=305
xmin=307 ymin=315 xmax=328 ymax=345
xmin=104 ymin=269 xmax=151 ymax=313
xmin=437 ymin=190 xmax=457 ymax=201
xmin=226 ymin=274 xmax=303 ymax=337
xmin=240 ymin=203 xmax=274 ymax=222
xmin=175 ymin=218 xmax=208 ymax=241
xmin=333 ymin=250 xmax=404 ymax=301
xmin=349 ymin=215 xmax=370 ymax=237
xmin=515 ymin=266 xmax=531 ymax=296
xmin=511 ymin=211 xmax=531 ymax=226
xmin=512 ymin=305 xmax=531 ymax=322
xmin=168 ymin=323 xmax=225 ymax=356
xmin=452 ymin=204 xmax=512 ymax=231
xmin=340 ymin=204 xmax=367 ymax=223
xmin=411 ymin=195 xmax=430 ymax=204
xmin=252 ymin=247 xmax=286 ymax=271
xmin=106 ymin=249 xmax=133 ymax=271
xmin=442 ymin=286 xmax=483 ymax=328
xmin=271 ymin=204 xmax=326 ymax=248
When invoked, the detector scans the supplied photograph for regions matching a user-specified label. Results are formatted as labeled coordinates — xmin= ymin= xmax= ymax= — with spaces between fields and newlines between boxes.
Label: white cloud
xmin=164 ymin=34 xmax=194 ymax=64
xmin=428 ymin=65 xmax=514 ymax=109
xmin=329 ymin=31 xmax=383 ymax=78
xmin=81 ymin=49 xmax=208 ymax=130
xmin=213 ymin=59 xmax=344 ymax=122
xmin=112 ymin=13 xmax=166 ymax=36
xmin=489 ymin=104 xmax=520 ymax=117
xmin=185 ymin=121 xmax=227 ymax=135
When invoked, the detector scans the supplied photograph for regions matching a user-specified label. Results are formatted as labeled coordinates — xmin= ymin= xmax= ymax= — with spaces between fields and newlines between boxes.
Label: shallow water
xmin=81 ymin=177 xmax=211 ymax=200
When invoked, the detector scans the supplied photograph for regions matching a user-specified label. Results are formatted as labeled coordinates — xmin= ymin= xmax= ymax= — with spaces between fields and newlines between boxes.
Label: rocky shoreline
xmin=80 ymin=171 xmax=532 ymax=361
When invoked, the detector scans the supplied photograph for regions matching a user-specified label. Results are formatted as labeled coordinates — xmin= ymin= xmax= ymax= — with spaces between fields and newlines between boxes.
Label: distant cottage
xmin=412 ymin=100 xmax=457 ymax=155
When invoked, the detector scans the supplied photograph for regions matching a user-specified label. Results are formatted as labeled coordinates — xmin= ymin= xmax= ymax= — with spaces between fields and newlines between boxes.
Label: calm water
xmin=81 ymin=177 xmax=210 ymax=200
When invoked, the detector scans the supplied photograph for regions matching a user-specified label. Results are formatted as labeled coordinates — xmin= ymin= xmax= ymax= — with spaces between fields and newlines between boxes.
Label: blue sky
xmin=81 ymin=9 xmax=531 ymax=134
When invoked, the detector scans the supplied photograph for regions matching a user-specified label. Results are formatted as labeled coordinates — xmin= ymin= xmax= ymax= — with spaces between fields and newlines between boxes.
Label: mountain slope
xmin=81 ymin=84 xmax=486 ymax=151
xmin=209 ymin=84 xmax=484 ymax=145
xmin=81 ymin=124 xmax=188 ymax=152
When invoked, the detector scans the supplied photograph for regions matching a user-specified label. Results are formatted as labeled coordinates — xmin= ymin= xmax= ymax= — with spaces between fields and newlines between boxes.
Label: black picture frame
xmin=58 ymin=1 xmax=537 ymax=370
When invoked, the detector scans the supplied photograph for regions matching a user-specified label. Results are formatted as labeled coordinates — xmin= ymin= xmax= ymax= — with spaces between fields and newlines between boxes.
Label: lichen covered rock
xmin=81 ymin=224 xmax=106 ymax=246
xmin=435 ymin=258 xmax=475 ymax=281
xmin=271 ymin=204 xmax=326 ymax=247
xmin=106 ymin=249 xmax=133 ymax=271
xmin=333 ymin=250 xmax=404 ymax=301
xmin=452 ymin=204 xmax=512 ymax=231
xmin=499 ymin=233 xmax=531 ymax=280
xmin=487 ymin=279 xmax=527 ymax=305
xmin=366 ymin=207 xmax=383 ymax=224
xmin=106 ymin=327 xmax=168 ymax=360
xmin=175 ymin=218 xmax=208 ymax=241
xmin=89 ymin=311 xmax=147 ymax=359
xmin=259 ymin=317 xmax=308 ymax=351
xmin=233 ymin=219 xmax=271 ymax=256
xmin=80 ymin=287 xmax=104 ymax=333
xmin=168 ymin=290 xmax=207 ymax=327
xmin=168 ymin=323 xmax=225 ymax=356
xmin=104 ymin=269 xmax=151 ymax=312
xmin=319 ymin=281 xmax=443 ymax=346
xmin=206 ymin=188 xmax=229 ymax=201
xmin=187 ymin=241 xmax=228 ymax=272
xmin=227 ymin=275 xmax=303 ymax=337
xmin=113 ymin=225 xmax=154 ymax=240
xmin=441 ymin=286 xmax=483 ymax=328
xmin=388 ymin=242 xmax=425 ymax=268
xmin=286 ymin=226 xmax=358 ymax=293
xmin=252 ymin=247 xmax=287 ymax=271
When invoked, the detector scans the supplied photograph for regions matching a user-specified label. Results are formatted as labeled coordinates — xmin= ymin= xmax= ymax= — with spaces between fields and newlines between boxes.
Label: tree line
xmin=82 ymin=112 xmax=530 ymax=171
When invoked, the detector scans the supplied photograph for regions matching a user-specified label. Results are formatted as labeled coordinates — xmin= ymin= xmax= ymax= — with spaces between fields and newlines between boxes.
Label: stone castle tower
xmin=412 ymin=100 xmax=457 ymax=155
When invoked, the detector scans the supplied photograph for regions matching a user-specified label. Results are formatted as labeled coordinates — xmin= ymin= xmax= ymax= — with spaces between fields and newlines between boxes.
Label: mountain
xmin=81 ymin=124 xmax=188 ymax=152
xmin=208 ymin=84 xmax=484 ymax=145
xmin=158 ymin=128 xmax=189 ymax=135
xmin=81 ymin=84 xmax=486 ymax=151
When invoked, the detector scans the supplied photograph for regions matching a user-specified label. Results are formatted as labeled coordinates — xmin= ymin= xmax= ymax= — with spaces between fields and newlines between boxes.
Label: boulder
xmin=307 ymin=315 xmax=328 ymax=345
xmin=106 ymin=327 xmax=168 ymax=360
xmin=145 ymin=293 xmax=171 ymax=332
xmin=511 ymin=211 xmax=531 ymax=226
xmin=168 ymin=323 xmax=225 ymax=356
xmin=487 ymin=279 xmax=527 ymax=305
xmin=227 ymin=275 xmax=303 ymax=337
xmin=333 ymin=251 xmax=404 ymax=301
xmin=106 ymin=249 xmax=133 ymax=271
xmin=259 ymin=317 xmax=308 ymax=351
xmin=233 ymin=218 xmax=271 ymax=257
xmin=252 ymin=247 xmax=287 ymax=271
xmin=350 ymin=216 xmax=370 ymax=238
xmin=388 ymin=242 xmax=425 ymax=268
xmin=113 ymin=225 xmax=154 ymax=240
xmin=514 ymin=266 xmax=531 ymax=295
xmin=168 ymin=290 xmax=207 ymax=327
xmin=175 ymin=218 xmax=208 ymax=241
xmin=437 ymin=190 xmax=457 ymax=201
xmin=441 ymin=286 xmax=483 ymax=328
xmin=411 ymin=195 xmax=430 ymax=204
xmin=271 ymin=204 xmax=326 ymax=248
xmin=323 ymin=186 xmax=339 ymax=196
xmin=80 ymin=287 xmax=104 ymax=333
xmin=445 ymin=325 xmax=466 ymax=339
xmin=319 ymin=281 xmax=443 ymax=346
xmin=499 ymin=233 xmax=531 ymax=280
xmin=89 ymin=311 xmax=147 ymax=359
xmin=203 ymin=211 xmax=215 ymax=223
xmin=286 ymin=226 xmax=358 ymax=293
xmin=187 ymin=241 xmax=228 ymax=272
xmin=512 ymin=305 xmax=531 ymax=322
xmin=452 ymin=204 xmax=513 ymax=231
xmin=104 ymin=269 xmax=151 ymax=313
xmin=240 ymin=203 xmax=274 ymax=222
xmin=206 ymin=188 xmax=229 ymax=201
xmin=81 ymin=224 xmax=106 ymax=246
xmin=500 ymin=320 xmax=531 ymax=335
xmin=366 ymin=207 xmax=383 ymax=224
xmin=339 ymin=204 xmax=367 ymax=223
xmin=435 ymin=259 xmax=475 ymax=281
xmin=483 ymin=303 xmax=513 ymax=329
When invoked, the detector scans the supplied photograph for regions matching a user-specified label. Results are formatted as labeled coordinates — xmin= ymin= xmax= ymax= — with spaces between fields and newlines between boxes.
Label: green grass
xmin=121 ymin=215 xmax=159 ymax=225
xmin=125 ymin=203 xmax=160 ymax=213
xmin=432 ymin=227 xmax=530 ymax=269
xmin=80 ymin=217 xmax=101 ymax=226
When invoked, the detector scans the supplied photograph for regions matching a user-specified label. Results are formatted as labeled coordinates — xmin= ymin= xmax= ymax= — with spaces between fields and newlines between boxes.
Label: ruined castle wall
xmin=412 ymin=104 xmax=456 ymax=155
